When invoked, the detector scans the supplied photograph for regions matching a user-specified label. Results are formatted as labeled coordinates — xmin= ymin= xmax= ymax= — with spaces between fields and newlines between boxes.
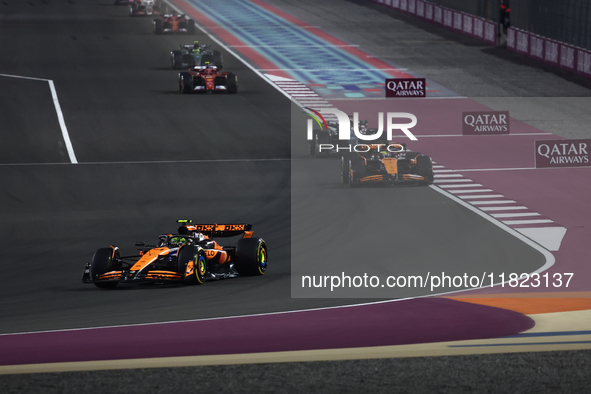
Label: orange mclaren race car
xmin=82 ymin=220 xmax=267 ymax=289
xmin=341 ymin=143 xmax=434 ymax=186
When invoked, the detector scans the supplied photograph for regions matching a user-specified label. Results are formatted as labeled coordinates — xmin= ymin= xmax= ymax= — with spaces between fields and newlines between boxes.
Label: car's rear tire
xmin=341 ymin=154 xmax=352 ymax=184
xmin=226 ymin=73 xmax=237 ymax=94
xmin=178 ymin=246 xmax=207 ymax=285
xmin=153 ymin=19 xmax=163 ymax=35
xmin=349 ymin=158 xmax=364 ymax=186
xmin=179 ymin=72 xmax=193 ymax=93
xmin=417 ymin=155 xmax=434 ymax=185
xmin=308 ymin=130 xmax=318 ymax=156
xmin=314 ymin=131 xmax=330 ymax=157
xmin=171 ymin=51 xmax=182 ymax=69
xmin=90 ymin=248 xmax=119 ymax=289
xmin=129 ymin=4 xmax=137 ymax=16
xmin=235 ymin=238 xmax=267 ymax=276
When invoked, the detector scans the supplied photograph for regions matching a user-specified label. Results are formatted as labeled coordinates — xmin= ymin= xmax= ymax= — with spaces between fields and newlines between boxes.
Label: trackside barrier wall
xmin=371 ymin=0 xmax=497 ymax=45
xmin=507 ymin=27 xmax=591 ymax=79
xmin=370 ymin=0 xmax=591 ymax=79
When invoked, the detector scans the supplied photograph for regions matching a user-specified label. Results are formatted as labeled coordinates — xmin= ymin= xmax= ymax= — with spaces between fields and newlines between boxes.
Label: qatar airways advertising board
xmin=462 ymin=111 xmax=510 ymax=135
xmin=385 ymin=78 xmax=426 ymax=97
xmin=535 ymin=139 xmax=590 ymax=168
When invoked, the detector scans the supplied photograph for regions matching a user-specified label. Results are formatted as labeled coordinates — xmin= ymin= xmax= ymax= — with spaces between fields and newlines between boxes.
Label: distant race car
xmin=341 ymin=143 xmax=434 ymax=186
xmin=128 ymin=0 xmax=162 ymax=16
xmin=153 ymin=13 xmax=196 ymax=35
xmin=309 ymin=117 xmax=370 ymax=157
xmin=178 ymin=65 xmax=237 ymax=93
xmin=171 ymin=42 xmax=223 ymax=69
xmin=82 ymin=220 xmax=267 ymax=289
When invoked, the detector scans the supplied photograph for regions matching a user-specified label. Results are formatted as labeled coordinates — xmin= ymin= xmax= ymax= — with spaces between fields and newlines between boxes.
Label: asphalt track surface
xmin=1 ymin=0 xmax=590 ymax=392
xmin=0 ymin=0 xmax=544 ymax=332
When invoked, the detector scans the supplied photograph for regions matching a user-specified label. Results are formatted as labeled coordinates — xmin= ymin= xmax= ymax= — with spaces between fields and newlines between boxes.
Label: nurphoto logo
xmin=306 ymin=108 xmax=418 ymax=141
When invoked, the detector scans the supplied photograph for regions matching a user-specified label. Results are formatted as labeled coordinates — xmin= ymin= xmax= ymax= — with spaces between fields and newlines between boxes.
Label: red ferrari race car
xmin=178 ymin=65 xmax=237 ymax=94
xmin=153 ymin=13 xmax=196 ymax=35
xmin=82 ymin=220 xmax=267 ymax=289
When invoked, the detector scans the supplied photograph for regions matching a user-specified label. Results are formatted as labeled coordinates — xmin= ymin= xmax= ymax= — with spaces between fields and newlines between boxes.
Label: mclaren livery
xmin=171 ymin=42 xmax=223 ymax=70
xmin=178 ymin=65 xmax=237 ymax=94
xmin=82 ymin=220 xmax=267 ymax=289
xmin=342 ymin=143 xmax=434 ymax=186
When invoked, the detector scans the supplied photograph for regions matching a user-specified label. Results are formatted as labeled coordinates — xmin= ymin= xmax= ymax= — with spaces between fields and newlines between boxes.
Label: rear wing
xmin=177 ymin=220 xmax=253 ymax=238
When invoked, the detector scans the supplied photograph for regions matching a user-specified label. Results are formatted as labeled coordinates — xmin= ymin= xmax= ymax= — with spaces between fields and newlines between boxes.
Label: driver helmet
xmin=169 ymin=236 xmax=187 ymax=247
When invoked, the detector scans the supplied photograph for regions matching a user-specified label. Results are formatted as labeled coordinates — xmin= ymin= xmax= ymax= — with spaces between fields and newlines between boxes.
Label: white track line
xmin=480 ymin=206 xmax=528 ymax=211
xmin=470 ymin=200 xmax=517 ymax=205
xmin=439 ymin=184 xmax=483 ymax=188
xmin=502 ymin=219 xmax=555 ymax=225
xmin=448 ymin=189 xmax=493 ymax=193
xmin=434 ymin=179 xmax=473 ymax=183
xmin=48 ymin=81 xmax=77 ymax=164
xmin=458 ymin=194 xmax=505 ymax=199
xmin=434 ymin=174 xmax=464 ymax=178
xmin=1 ymin=73 xmax=77 ymax=164
xmin=492 ymin=212 xmax=541 ymax=218
xmin=0 ymin=158 xmax=290 ymax=167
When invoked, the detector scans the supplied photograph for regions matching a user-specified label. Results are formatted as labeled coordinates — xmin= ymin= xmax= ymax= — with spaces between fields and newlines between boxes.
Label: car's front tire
xmin=179 ymin=72 xmax=193 ymax=93
xmin=178 ymin=246 xmax=207 ymax=285
xmin=235 ymin=238 xmax=267 ymax=276
xmin=90 ymin=247 xmax=119 ymax=289
xmin=226 ymin=73 xmax=237 ymax=94
xmin=417 ymin=155 xmax=434 ymax=185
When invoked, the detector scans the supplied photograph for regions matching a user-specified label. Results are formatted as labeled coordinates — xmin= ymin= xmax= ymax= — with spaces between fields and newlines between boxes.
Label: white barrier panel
xmin=530 ymin=35 xmax=545 ymax=60
xmin=392 ymin=0 xmax=400 ymax=9
xmin=453 ymin=11 xmax=463 ymax=31
xmin=544 ymin=40 xmax=559 ymax=65
xmin=443 ymin=9 xmax=452 ymax=27
xmin=400 ymin=0 xmax=407 ymax=12
xmin=424 ymin=2 xmax=433 ymax=20
xmin=560 ymin=44 xmax=576 ymax=71
xmin=483 ymin=21 xmax=496 ymax=45
xmin=434 ymin=6 xmax=443 ymax=24
xmin=577 ymin=50 xmax=591 ymax=77
xmin=416 ymin=0 xmax=424 ymax=17
xmin=408 ymin=0 xmax=416 ymax=14
xmin=507 ymin=28 xmax=516 ymax=49
xmin=473 ymin=18 xmax=483 ymax=39
xmin=463 ymin=15 xmax=473 ymax=35
xmin=516 ymin=31 xmax=529 ymax=54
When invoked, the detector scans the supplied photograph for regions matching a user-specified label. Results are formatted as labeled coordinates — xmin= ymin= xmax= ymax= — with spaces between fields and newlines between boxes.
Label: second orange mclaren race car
xmin=82 ymin=220 xmax=267 ymax=289
xmin=341 ymin=143 xmax=434 ymax=186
